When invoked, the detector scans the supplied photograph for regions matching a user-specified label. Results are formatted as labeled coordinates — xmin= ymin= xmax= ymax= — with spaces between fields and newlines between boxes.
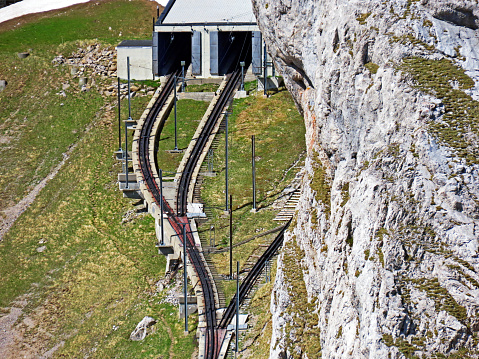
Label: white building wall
xmin=117 ymin=46 xmax=153 ymax=81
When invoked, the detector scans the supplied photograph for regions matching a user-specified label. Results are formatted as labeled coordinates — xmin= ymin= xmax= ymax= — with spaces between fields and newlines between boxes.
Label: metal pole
xmin=240 ymin=62 xmax=245 ymax=91
xmin=236 ymin=260 xmax=240 ymax=358
xmin=124 ymin=109 xmax=128 ymax=190
xmin=127 ymin=57 xmax=131 ymax=120
xmin=160 ymin=169 xmax=164 ymax=245
xmin=181 ymin=61 xmax=185 ymax=92
xmin=125 ymin=57 xmax=131 ymax=190
xmin=225 ymin=113 xmax=229 ymax=211
xmin=209 ymin=225 xmax=213 ymax=247
xmin=252 ymin=135 xmax=256 ymax=211
xmin=117 ymin=77 xmax=121 ymax=151
xmin=183 ymin=223 xmax=188 ymax=334
xmin=265 ymin=260 xmax=269 ymax=282
xmin=174 ymin=75 xmax=178 ymax=151
xmin=208 ymin=149 xmax=213 ymax=172
xmin=230 ymin=194 xmax=233 ymax=279
xmin=263 ymin=42 xmax=267 ymax=96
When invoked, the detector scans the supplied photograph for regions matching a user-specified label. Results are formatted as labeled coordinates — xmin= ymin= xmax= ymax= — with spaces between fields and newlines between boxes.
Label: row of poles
xmin=118 ymin=58 xmax=188 ymax=181
xmin=117 ymin=55 xmax=262 ymax=353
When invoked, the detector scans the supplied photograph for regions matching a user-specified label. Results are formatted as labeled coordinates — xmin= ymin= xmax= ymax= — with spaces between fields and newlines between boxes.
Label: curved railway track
xmin=137 ymin=69 xmax=242 ymax=359
xmin=176 ymin=69 xmax=242 ymax=217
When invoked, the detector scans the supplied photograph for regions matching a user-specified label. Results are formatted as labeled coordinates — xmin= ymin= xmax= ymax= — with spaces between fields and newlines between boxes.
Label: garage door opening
xmin=210 ymin=31 xmax=252 ymax=76
xmin=153 ymin=32 xmax=191 ymax=76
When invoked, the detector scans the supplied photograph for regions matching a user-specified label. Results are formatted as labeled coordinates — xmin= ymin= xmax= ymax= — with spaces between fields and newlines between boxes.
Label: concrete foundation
xmin=257 ymin=76 xmax=285 ymax=91
xmin=179 ymin=296 xmax=198 ymax=318
xmin=178 ymin=92 xmax=216 ymax=102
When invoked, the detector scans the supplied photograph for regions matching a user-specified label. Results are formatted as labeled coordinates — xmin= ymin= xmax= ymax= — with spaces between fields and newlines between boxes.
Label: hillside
xmin=0 ymin=1 xmax=309 ymax=358
xmin=0 ymin=1 xmax=203 ymax=358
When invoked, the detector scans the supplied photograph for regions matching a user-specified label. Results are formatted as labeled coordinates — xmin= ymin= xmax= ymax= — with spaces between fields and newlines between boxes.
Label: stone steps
xmin=273 ymin=189 xmax=301 ymax=221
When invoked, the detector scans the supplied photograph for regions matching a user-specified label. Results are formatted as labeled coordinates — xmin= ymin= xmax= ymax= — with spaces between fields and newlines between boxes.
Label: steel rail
xmin=173 ymin=69 xmax=242 ymax=359
xmin=136 ymin=72 xmax=217 ymax=358
xmin=137 ymin=69 xmax=243 ymax=359
xmin=176 ymin=69 xmax=242 ymax=217
xmin=218 ymin=218 xmax=291 ymax=330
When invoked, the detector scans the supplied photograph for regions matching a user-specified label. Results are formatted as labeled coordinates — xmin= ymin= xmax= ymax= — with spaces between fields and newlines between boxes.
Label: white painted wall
xmin=117 ymin=46 xmax=153 ymax=81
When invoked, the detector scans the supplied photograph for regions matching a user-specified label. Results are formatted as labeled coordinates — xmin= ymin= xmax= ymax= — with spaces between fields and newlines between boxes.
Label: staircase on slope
xmin=273 ymin=189 xmax=301 ymax=222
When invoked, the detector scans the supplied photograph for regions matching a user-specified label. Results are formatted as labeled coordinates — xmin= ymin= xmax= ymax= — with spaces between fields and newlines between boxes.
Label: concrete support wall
xmin=117 ymin=46 xmax=153 ymax=80
xmin=202 ymin=30 xmax=212 ymax=78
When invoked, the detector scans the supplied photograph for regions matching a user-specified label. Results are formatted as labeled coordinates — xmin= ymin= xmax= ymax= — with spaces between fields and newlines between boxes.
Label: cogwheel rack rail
xmin=218 ymin=219 xmax=291 ymax=330
xmin=135 ymin=68 xmax=241 ymax=359
xmin=134 ymin=67 xmax=290 ymax=359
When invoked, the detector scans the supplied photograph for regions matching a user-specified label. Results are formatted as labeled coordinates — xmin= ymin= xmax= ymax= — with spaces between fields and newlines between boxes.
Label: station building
xmin=153 ymin=0 xmax=263 ymax=78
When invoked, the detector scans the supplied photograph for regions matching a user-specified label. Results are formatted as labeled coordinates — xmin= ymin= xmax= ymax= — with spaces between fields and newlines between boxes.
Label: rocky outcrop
xmin=129 ymin=316 xmax=157 ymax=341
xmin=52 ymin=43 xmax=118 ymax=78
xmin=51 ymin=42 xmax=156 ymax=98
xmin=251 ymin=0 xmax=479 ymax=358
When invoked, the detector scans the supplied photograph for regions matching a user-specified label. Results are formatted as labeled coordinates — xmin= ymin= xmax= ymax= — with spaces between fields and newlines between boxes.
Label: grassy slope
xmin=0 ymin=2 xmax=308 ymax=357
xmin=0 ymin=1 xmax=198 ymax=358
xmin=199 ymin=91 xmax=306 ymax=302
xmin=0 ymin=0 xmax=155 ymax=209
xmin=157 ymin=99 xmax=210 ymax=174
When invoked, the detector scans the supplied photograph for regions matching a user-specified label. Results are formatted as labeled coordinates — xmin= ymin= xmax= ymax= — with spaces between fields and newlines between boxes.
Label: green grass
xmin=310 ymin=151 xmax=331 ymax=218
xmin=0 ymin=1 xmax=198 ymax=357
xmin=238 ymin=261 xmax=277 ymax=358
xmin=0 ymin=54 xmax=104 ymax=209
xmin=0 ymin=0 xmax=156 ymax=210
xmin=185 ymin=83 xmax=220 ymax=93
xmin=411 ymin=277 xmax=467 ymax=322
xmin=198 ymin=91 xmax=306 ymax=280
xmin=0 ymin=0 xmax=154 ymax=54
xmin=401 ymin=57 xmax=479 ymax=163
xmin=356 ymin=13 xmax=371 ymax=25
xmin=365 ymin=62 xmax=379 ymax=74
xmin=282 ymin=235 xmax=322 ymax=358
xmin=156 ymin=99 xmax=210 ymax=174
xmin=0 ymin=102 xmax=197 ymax=357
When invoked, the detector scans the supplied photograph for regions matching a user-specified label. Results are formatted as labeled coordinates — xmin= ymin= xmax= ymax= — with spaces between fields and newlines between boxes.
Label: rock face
xmin=251 ymin=0 xmax=479 ymax=358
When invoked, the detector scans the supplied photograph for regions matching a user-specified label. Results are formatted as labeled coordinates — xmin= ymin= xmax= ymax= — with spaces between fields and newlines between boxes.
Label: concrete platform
xmin=118 ymin=173 xmax=137 ymax=182
xmin=125 ymin=118 xmax=137 ymax=130
xmin=178 ymin=92 xmax=216 ymax=102
xmin=179 ymin=296 xmax=198 ymax=318
xmin=257 ymin=76 xmax=285 ymax=91
xmin=115 ymin=150 xmax=132 ymax=161
xmin=119 ymin=182 xmax=140 ymax=191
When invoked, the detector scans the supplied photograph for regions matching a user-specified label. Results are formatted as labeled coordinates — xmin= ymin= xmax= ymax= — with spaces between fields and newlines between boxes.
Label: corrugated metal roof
xmin=117 ymin=40 xmax=153 ymax=48
xmin=160 ymin=0 xmax=256 ymax=25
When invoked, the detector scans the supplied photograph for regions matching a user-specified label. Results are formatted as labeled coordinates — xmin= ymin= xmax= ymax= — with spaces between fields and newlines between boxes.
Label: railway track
xmin=218 ymin=218 xmax=291 ymax=330
xmin=176 ymin=69 xmax=242 ymax=217
xmin=137 ymin=69 xmax=243 ymax=359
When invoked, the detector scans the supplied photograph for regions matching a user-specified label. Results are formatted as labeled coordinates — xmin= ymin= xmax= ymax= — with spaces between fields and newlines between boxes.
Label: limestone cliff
xmin=251 ymin=0 xmax=479 ymax=358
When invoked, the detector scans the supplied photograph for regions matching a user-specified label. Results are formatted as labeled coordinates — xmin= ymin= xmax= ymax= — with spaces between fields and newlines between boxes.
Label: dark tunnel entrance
xmin=153 ymin=32 xmax=191 ymax=76
xmin=211 ymin=31 xmax=252 ymax=76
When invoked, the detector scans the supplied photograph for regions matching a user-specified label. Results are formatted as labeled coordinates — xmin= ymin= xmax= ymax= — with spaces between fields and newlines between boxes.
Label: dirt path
xmin=0 ymin=297 xmax=28 ymax=358
xmin=160 ymin=316 xmax=175 ymax=359
xmin=0 ymin=143 xmax=77 ymax=242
